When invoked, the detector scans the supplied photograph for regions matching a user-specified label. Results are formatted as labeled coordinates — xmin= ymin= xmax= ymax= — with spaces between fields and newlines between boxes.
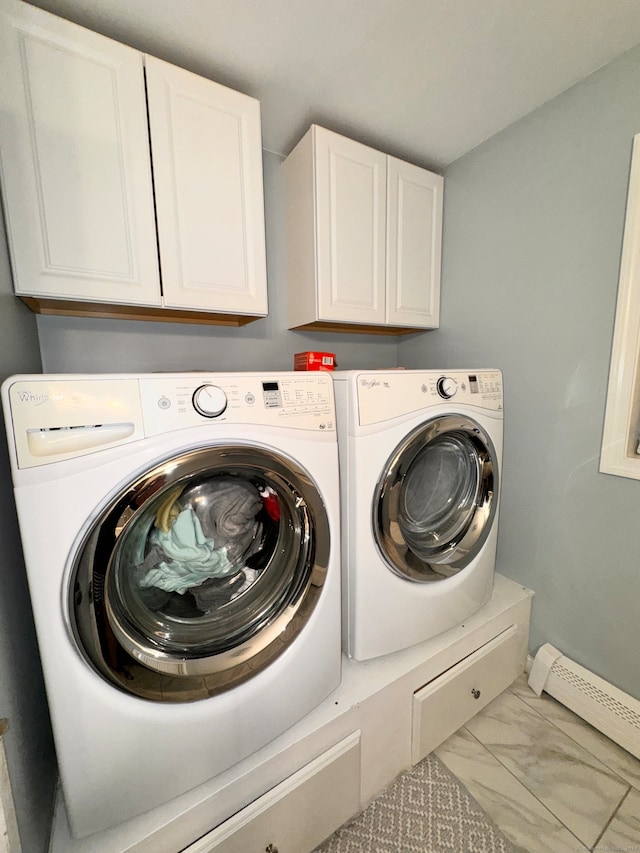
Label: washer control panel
xmin=355 ymin=369 xmax=503 ymax=427
xmin=4 ymin=372 xmax=336 ymax=469
xmin=140 ymin=373 xmax=335 ymax=436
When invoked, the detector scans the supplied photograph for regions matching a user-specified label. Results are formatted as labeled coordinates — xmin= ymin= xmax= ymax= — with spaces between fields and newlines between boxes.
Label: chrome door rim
xmin=69 ymin=444 xmax=330 ymax=700
xmin=373 ymin=415 xmax=497 ymax=582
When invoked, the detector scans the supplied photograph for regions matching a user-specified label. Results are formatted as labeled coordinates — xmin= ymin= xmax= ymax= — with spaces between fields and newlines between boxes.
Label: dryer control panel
xmin=353 ymin=369 xmax=502 ymax=427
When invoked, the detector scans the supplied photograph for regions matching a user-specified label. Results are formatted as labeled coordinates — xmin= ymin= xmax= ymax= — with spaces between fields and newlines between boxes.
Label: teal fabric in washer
xmin=139 ymin=507 xmax=234 ymax=594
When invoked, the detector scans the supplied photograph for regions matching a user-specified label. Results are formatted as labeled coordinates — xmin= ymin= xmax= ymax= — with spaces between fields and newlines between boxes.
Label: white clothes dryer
xmin=333 ymin=369 xmax=503 ymax=661
xmin=1 ymin=372 xmax=341 ymax=839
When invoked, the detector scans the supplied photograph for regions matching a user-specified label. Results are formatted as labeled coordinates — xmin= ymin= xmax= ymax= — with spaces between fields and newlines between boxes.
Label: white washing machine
xmin=333 ymin=369 xmax=503 ymax=661
xmin=1 ymin=371 xmax=341 ymax=839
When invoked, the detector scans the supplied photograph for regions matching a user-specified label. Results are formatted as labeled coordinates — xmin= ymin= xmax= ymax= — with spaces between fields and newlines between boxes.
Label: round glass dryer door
xmin=69 ymin=445 xmax=330 ymax=702
xmin=373 ymin=415 xmax=498 ymax=582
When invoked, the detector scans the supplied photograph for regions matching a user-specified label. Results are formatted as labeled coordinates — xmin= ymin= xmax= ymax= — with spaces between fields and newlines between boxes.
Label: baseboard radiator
xmin=528 ymin=643 xmax=640 ymax=761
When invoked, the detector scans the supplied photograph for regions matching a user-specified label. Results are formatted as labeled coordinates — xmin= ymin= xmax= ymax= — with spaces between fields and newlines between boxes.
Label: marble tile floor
xmin=435 ymin=673 xmax=640 ymax=853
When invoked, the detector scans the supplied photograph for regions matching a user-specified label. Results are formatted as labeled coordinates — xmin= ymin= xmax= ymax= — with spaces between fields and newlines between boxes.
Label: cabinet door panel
xmin=0 ymin=3 xmax=160 ymax=305
xmin=146 ymin=56 xmax=268 ymax=315
xmin=314 ymin=127 xmax=386 ymax=324
xmin=386 ymin=157 xmax=442 ymax=328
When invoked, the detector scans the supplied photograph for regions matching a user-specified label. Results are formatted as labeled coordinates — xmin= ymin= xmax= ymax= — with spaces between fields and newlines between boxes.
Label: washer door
xmin=70 ymin=445 xmax=330 ymax=702
xmin=373 ymin=415 xmax=498 ymax=582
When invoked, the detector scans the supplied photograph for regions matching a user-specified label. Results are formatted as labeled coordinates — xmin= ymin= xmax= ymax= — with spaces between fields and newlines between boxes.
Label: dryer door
xmin=70 ymin=445 xmax=330 ymax=702
xmin=373 ymin=415 xmax=498 ymax=582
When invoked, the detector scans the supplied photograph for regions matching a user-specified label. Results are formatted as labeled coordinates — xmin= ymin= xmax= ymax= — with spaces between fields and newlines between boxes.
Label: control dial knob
xmin=436 ymin=376 xmax=458 ymax=399
xmin=192 ymin=384 xmax=228 ymax=418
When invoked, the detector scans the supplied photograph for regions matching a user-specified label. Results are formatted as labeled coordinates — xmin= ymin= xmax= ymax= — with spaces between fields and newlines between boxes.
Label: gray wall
xmin=37 ymin=151 xmax=400 ymax=374
xmin=400 ymin=45 xmax=640 ymax=701
xmin=0 ymin=203 xmax=56 ymax=852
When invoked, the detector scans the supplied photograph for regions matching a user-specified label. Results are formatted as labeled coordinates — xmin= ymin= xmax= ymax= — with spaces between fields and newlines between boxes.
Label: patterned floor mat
xmin=314 ymin=753 xmax=525 ymax=853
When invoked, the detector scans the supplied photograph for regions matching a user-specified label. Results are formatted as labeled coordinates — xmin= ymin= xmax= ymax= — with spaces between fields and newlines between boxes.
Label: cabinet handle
xmin=265 ymin=845 xmax=278 ymax=853
xmin=471 ymin=688 xmax=481 ymax=699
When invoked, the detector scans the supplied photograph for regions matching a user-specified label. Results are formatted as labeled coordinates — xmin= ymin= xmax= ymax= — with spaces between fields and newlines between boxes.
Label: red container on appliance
xmin=294 ymin=351 xmax=336 ymax=371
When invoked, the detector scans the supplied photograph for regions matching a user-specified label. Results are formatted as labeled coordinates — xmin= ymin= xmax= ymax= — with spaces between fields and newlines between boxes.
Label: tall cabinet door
xmin=145 ymin=56 xmax=268 ymax=316
xmin=313 ymin=126 xmax=387 ymax=325
xmin=386 ymin=157 xmax=443 ymax=328
xmin=0 ymin=2 xmax=160 ymax=305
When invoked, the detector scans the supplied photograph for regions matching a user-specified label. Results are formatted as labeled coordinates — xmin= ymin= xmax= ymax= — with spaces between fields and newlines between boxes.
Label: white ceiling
xmin=26 ymin=0 xmax=640 ymax=171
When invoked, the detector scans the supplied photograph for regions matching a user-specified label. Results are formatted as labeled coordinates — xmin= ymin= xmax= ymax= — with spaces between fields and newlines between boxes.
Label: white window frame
xmin=601 ymin=133 xmax=640 ymax=479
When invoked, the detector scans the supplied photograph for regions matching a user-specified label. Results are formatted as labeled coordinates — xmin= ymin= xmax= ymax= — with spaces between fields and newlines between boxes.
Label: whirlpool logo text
xmin=15 ymin=390 xmax=64 ymax=405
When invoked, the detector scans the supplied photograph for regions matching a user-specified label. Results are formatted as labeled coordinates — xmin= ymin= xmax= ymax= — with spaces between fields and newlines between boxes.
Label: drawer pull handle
xmin=471 ymin=688 xmax=481 ymax=699
xmin=266 ymin=845 xmax=278 ymax=853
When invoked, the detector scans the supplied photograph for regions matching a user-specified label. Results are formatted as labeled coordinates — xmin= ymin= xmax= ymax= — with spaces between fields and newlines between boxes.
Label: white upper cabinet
xmin=0 ymin=1 xmax=160 ymax=307
xmin=386 ymin=157 xmax=442 ymax=328
xmin=282 ymin=125 xmax=442 ymax=334
xmin=145 ymin=56 xmax=267 ymax=317
xmin=0 ymin=1 xmax=268 ymax=324
xmin=313 ymin=129 xmax=387 ymax=326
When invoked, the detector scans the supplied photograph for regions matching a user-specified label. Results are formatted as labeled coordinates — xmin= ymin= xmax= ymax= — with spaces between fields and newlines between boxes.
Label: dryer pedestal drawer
xmin=182 ymin=732 xmax=361 ymax=853
xmin=411 ymin=624 xmax=524 ymax=764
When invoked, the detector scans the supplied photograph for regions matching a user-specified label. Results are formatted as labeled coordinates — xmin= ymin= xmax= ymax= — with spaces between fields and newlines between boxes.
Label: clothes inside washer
xmin=139 ymin=507 xmax=234 ymax=594
xmin=135 ymin=477 xmax=268 ymax=602
xmin=188 ymin=477 xmax=265 ymax=564
xmin=190 ymin=567 xmax=260 ymax=611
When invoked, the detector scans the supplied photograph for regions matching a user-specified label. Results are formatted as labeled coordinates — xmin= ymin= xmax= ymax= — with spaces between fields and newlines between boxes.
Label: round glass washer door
xmin=69 ymin=445 xmax=330 ymax=702
xmin=373 ymin=415 xmax=498 ymax=582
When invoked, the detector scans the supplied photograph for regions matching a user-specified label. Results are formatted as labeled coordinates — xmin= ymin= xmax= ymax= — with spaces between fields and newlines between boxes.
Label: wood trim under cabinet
xmin=20 ymin=297 xmax=264 ymax=327
xmin=290 ymin=320 xmax=430 ymax=336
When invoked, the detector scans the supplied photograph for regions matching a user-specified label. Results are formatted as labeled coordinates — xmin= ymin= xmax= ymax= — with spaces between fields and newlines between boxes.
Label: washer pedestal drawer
xmin=411 ymin=624 xmax=524 ymax=764
xmin=182 ymin=732 xmax=361 ymax=852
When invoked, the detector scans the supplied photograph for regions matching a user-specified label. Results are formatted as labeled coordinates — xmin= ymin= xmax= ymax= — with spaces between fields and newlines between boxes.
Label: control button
xmin=158 ymin=396 xmax=171 ymax=410
xmin=245 ymin=392 xmax=256 ymax=405
xmin=436 ymin=376 xmax=458 ymax=399
xmin=192 ymin=384 xmax=228 ymax=418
